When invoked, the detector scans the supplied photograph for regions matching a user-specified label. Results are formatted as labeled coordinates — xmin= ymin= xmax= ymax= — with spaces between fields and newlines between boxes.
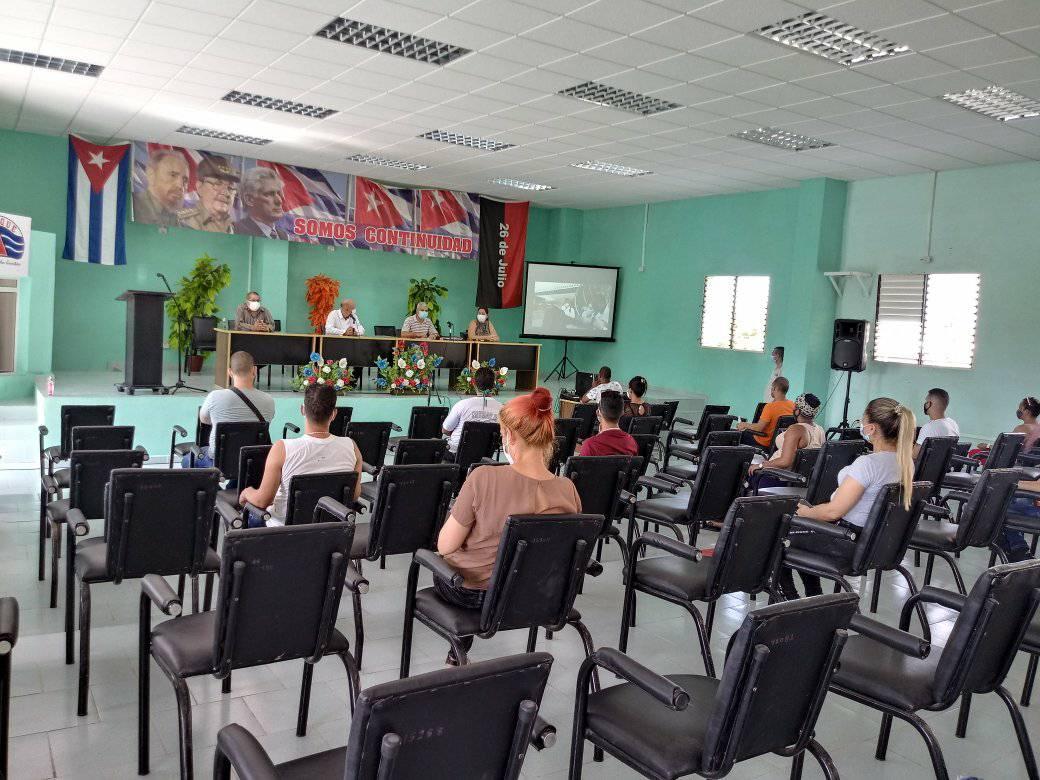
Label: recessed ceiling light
xmin=489 ymin=178 xmax=554 ymax=191
xmin=732 ymin=126 xmax=834 ymax=151
xmin=942 ymin=86 xmax=1040 ymax=122
xmin=316 ymin=17 xmax=470 ymax=67
xmin=559 ymin=81 xmax=681 ymax=116
xmin=221 ymin=90 xmax=337 ymax=119
xmin=418 ymin=130 xmax=514 ymax=152
xmin=346 ymin=153 xmax=429 ymax=171
xmin=570 ymin=161 xmax=652 ymax=177
xmin=754 ymin=12 xmax=911 ymax=67
xmin=177 ymin=125 xmax=272 ymax=145
xmin=0 ymin=47 xmax=103 ymax=77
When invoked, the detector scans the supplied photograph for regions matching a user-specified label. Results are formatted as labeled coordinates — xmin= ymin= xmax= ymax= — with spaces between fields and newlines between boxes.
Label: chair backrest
xmin=954 ymin=468 xmax=1021 ymax=549
xmin=406 ymin=406 xmax=449 ymax=438
xmin=805 ymin=439 xmax=867 ymax=505
xmin=454 ymin=421 xmax=500 ymax=476
xmin=553 ymin=417 xmax=581 ymax=460
xmin=327 ymin=405 xmax=354 ymax=438
xmin=346 ymin=422 xmax=392 ymax=471
xmin=707 ymin=495 xmax=799 ymax=598
xmin=701 ymin=593 xmax=858 ymax=774
xmin=480 ymin=514 xmax=603 ymax=635
xmin=630 ymin=434 xmax=659 ymax=477
xmin=272 ymin=319 xmax=281 ymax=332
xmin=211 ymin=522 xmax=355 ymax=674
xmin=767 ymin=415 xmax=797 ymax=451
xmin=68 ymin=449 xmax=145 ymax=518
xmin=685 ymin=446 xmax=756 ymax=528
xmin=695 ymin=404 xmax=731 ymax=443
xmin=374 ymin=325 xmax=397 ymax=337
xmin=985 ymin=432 xmax=1025 ymax=470
xmin=696 ymin=414 xmax=737 ymax=456
xmin=392 ymin=438 xmax=448 ymax=465
xmin=104 ymin=468 xmax=220 ymax=582
xmin=792 ymin=447 xmax=821 ymax=479
xmin=343 ymin=653 xmax=553 ymax=779
xmin=570 ymin=404 xmax=598 ymax=439
xmin=362 ymin=464 xmax=458 ymax=559
xmin=949 ymin=440 xmax=972 ymax=471
xmin=852 ymin=482 xmax=932 ymax=573
xmin=659 ymin=400 xmax=680 ymax=428
xmin=212 ymin=422 xmax=271 ymax=478
xmin=548 ymin=435 xmax=567 ymax=475
xmin=621 ymin=415 xmax=663 ymax=436
xmin=751 ymin=401 xmax=766 ymax=424
xmin=191 ymin=316 xmax=218 ymax=351
xmin=934 ymin=560 xmax=1040 ymax=704
xmin=285 ymin=472 xmax=360 ymax=526
xmin=914 ymin=435 xmax=958 ymax=498
xmin=563 ymin=456 xmax=643 ymax=526
xmin=574 ymin=371 xmax=594 ymax=398
xmin=701 ymin=429 xmax=741 ymax=450
xmin=235 ymin=445 xmax=270 ymax=493
xmin=58 ymin=405 xmax=116 ymax=458
xmin=70 ymin=425 xmax=135 ymax=452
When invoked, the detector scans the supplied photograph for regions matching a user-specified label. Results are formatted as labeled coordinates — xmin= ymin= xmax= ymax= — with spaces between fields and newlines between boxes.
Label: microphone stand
xmin=158 ymin=272 xmax=206 ymax=394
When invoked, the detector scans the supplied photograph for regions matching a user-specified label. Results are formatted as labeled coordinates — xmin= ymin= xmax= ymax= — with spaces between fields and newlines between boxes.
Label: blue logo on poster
xmin=0 ymin=216 xmax=25 ymax=260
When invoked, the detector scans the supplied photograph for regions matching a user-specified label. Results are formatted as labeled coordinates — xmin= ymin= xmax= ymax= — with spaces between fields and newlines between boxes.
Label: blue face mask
xmin=418 ymin=310 xmax=428 ymax=319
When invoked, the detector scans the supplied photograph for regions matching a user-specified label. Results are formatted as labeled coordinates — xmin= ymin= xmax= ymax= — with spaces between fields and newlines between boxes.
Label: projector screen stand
xmin=544 ymin=339 xmax=580 ymax=382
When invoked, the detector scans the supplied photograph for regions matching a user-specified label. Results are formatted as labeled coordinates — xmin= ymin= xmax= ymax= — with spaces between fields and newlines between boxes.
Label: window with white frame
xmin=0 ymin=279 xmax=16 ymax=374
xmin=873 ymin=273 xmax=980 ymax=369
xmin=700 ymin=275 xmax=770 ymax=351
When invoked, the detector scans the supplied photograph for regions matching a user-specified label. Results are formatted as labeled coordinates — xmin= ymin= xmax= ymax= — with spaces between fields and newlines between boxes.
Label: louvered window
xmin=701 ymin=275 xmax=770 ymax=352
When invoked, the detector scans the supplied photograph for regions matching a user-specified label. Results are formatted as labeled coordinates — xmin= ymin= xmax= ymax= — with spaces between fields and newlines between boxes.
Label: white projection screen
xmin=521 ymin=262 xmax=620 ymax=342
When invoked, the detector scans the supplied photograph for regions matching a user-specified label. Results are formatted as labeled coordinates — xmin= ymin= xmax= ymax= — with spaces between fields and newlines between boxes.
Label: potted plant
xmin=375 ymin=342 xmax=443 ymax=394
xmin=291 ymin=352 xmax=353 ymax=395
xmin=406 ymin=277 xmax=447 ymax=333
xmin=166 ymin=254 xmax=231 ymax=371
xmin=306 ymin=274 xmax=340 ymax=334
xmin=455 ymin=358 xmax=509 ymax=394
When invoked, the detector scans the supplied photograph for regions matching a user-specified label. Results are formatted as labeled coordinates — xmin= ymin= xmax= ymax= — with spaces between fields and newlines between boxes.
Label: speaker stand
xmin=839 ymin=370 xmax=854 ymax=428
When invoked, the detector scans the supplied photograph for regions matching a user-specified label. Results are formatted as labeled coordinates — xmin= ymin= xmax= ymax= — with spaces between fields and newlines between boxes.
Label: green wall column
xmin=251 ymin=237 xmax=290 ymax=328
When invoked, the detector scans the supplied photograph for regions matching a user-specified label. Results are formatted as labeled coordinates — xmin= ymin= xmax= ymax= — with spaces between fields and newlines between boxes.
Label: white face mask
xmin=502 ymin=433 xmax=514 ymax=464
xmin=418 ymin=310 xmax=429 ymax=319
xmin=247 ymin=300 xmax=261 ymax=311
xmin=477 ymin=313 xmax=488 ymax=323
xmin=859 ymin=424 xmax=872 ymax=442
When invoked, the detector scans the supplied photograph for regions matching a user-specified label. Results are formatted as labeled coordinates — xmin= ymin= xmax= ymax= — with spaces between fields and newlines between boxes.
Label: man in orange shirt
xmin=737 ymin=376 xmax=795 ymax=447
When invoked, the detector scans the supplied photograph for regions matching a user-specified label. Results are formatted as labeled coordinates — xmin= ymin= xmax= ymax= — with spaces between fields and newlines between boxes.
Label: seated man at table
xmin=325 ymin=298 xmax=365 ymax=336
xmin=234 ymin=291 xmax=274 ymax=332
xmin=580 ymin=365 xmax=623 ymax=403
xmin=238 ymin=383 xmax=362 ymax=526
xmin=184 ymin=351 xmax=275 ymax=469
xmin=401 ymin=302 xmax=439 ymax=339
xmin=736 ymin=376 xmax=795 ymax=448
xmin=580 ymin=392 xmax=638 ymax=457
xmin=442 ymin=366 xmax=503 ymax=459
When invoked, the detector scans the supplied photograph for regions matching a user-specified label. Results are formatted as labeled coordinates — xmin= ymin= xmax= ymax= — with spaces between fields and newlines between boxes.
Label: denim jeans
xmin=433 ymin=575 xmax=485 ymax=654
xmin=1000 ymin=497 xmax=1040 ymax=563
xmin=181 ymin=447 xmax=214 ymax=469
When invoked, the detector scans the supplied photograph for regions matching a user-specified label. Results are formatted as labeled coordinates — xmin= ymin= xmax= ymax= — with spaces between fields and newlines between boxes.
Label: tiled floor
xmin=1 ymin=422 xmax=1035 ymax=779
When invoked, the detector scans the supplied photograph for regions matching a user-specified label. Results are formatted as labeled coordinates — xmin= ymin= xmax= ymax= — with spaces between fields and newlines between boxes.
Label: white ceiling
xmin=3 ymin=0 xmax=1040 ymax=208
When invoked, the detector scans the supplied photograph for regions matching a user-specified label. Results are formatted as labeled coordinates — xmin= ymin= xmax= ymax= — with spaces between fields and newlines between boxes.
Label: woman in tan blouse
xmin=466 ymin=306 xmax=499 ymax=341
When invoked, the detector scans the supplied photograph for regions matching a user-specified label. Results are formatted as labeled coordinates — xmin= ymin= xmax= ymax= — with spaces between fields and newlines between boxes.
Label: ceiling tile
xmin=346 ymin=0 xmax=446 ymax=33
xmin=587 ymin=37 xmax=680 ymax=68
xmin=641 ymin=52 xmax=734 ymax=80
xmin=542 ymin=54 xmax=630 ymax=81
xmin=633 ymin=16 xmax=737 ymax=51
xmin=695 ymin=67 xmax=780 ymax=94
xmin=1005 ymin=26 xmax=1040 ymax=55
xmin=523 ymin=19 xmax=623 ymax=51
xmin=927 ymin=36 xmax=1035 ymax=69
xmin=689 ymin=0 xmax=808 ymax=33
xmin=416 ymin=18 xmax=512 ymax=50
xmin=966 ymin=57 xmax=1040 ymax=85
xmin=454 ymin=0 xmax=559 ymax=35
xmin=570 ymin=0 xmax=681 ymax=34
xmin=483 ymin=36 xmax=572 ymax=67
xmin=885 ymin=13 xmax=992 ymax=51
xmin=955 ymin=0 xmax=1040 ymax=35
xmin=819 ymin=0 xmax=944 ymax=30
xmin=141 ymin=2 xmax=233 ymax=33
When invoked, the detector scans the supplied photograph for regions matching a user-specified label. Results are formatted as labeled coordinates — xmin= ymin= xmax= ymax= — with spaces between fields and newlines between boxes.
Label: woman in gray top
xmin=777 ymin=396 xmax=916 ymax=599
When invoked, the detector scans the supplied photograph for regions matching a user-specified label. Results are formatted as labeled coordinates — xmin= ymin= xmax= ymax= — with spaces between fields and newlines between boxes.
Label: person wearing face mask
xmin=467 ymin=306 xmax=499 ymax=342
xmin=433 ymin=387 xmax=581 ymax=663
xmin=325 ymin=298 xmax=365 ymax=336
xmin=401 ymin=301 xmax=439 ymax=340
xmin=1013 ymin=396 xmax=1040 ymax=452
xmin=775 ymin=397 xmax=916 ymax=600
xmin=912 ymin=387 xmax=959 ymax=459
xmin=234 ymin=291 xmax=274 ymax=332
xmin=580 ymin=392 xmax=638 ymax=456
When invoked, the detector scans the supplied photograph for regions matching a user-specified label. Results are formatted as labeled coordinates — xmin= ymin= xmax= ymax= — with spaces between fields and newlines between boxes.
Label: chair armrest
xmin=0 ymin=597 xmax=19 ymax=654
xmin=950 ymin=455 xmax=981 ymax=471
xmin=756 ymin=468 xmax=806 ymax=485
xmin=242 ymin=502 xmax=270 ymax=525
xmin=188 ymin=443 xmax=205 ymax=459
xmin=636 ymin=532 xmax=701 ymax=562
xmin=361 ymin=462 xmax=379 ymax=476
xmin=215 ymin=499 xmax=244 ymax=530
xmin=282 ymin=422 xmax=300 ymax=439
xmin=637 ymin=475 xmax=679 ymax=494
xmin=940 ymin=491 xmax=973 ymax=507
xmin=43 ymin=445 xmax=61 ymax=462
xmin=314 ymin=496 xmax=354 ymax=523
xmin=918 ymin=503 xmax=952 ymax=521
xmin=41 ymin=474 xmax=60 ymax=496
xmin=788 ymin=516 xmax=858 ymax=541
xmin=1017 ymin=467 xmax=1040 ymax=481
xmin=915 ymin=585 xmax=967 ymax=613
xmin=849 ymin=614 xmax=929 ymax=659
xmin=67 ymin=507 xmax=90 ymax=537
xmin=215 ymin=724 xmax=279 ymax=780
xmin=345 ymin=560 xmax=370 ymax=595
xmin=654 ymin=472 xmax=687 ymax=486
xmin=589 ymin=648 xmax=689 ymax=710
xmin=391 ymin=423 xmax=403 ymax=432
xmin=413 ymin=548 xmax=464 ymax=587
xmin=1018 ymin=453 xmax=1040 ymax=467
xmin=38 ymin=424 xmax=49 ymax=437
xmin=134 ymin=445 xmax=150 ymax=462
xmin=673 ymin=416 xmax=694 ymax=427
xmin=668 ymin=429 xmax=695 ymax=443
xmin=142 ymin=574 xmax=183 ymax=616
xmin=172 ymin=424 xmax=187 ymax=438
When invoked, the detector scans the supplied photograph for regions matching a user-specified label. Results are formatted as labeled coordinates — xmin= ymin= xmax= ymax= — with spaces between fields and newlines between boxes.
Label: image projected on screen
xmin=522 ymin=262 xmax=619 ymax=341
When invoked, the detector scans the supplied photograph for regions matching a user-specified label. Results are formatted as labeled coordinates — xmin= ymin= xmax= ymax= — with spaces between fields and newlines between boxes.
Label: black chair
xmin=756 ymin=413 xmax=797 ymax=457
xmin=139 ymin=514 xmax=364 ymax=779
xmin=359 ymin=438 xmax=448 ymax=503
xmin=656 ymin=400 xmax=680 ymax=430
xmin=664 ymin=404 xmax=730 ymax=460
xmin=661 ymin=428 xmax=741 ymax=484
xmin=38 ymin=404 xmax=115 ymax=480
xmin=186 ymin=420 xmax=271 ymax=479
xmin=66 ymin=468 xmax=221 ymax=715
xmin=830 ymin=560 xmax=1040 ymax=780
xmin=169 ymin=410 xmax=211 ymax=469
xmin=453 ymin=420 xmax=501 ymax=478
xmin=399 ymin=405 xmax=449 ymax=439
xmin=346 ymin=421 xmax=393 ymax=476
xmin=0 ymin=597 xmax=17 ymax=780
xmin=662 ymin=413 xmax=737 ymax=475
xmin=1005 ymin=487 xmax=1040 ymax=559
xmin=571 ymin=592 xmax=859 ymax=780
xmin=327 ymin=405 xmax=354 ymax=437
xmin=916 ymin=435 xmax=959 ymax=500
xmin=214 ymin=652 xmax=553 ymax=779
xmin=400 ymin=514 xmax=603 ymax=676
xmin=943 ymin=432 xmax=1024 ymax=490
xmin=1014 ymin=614 xmax=1040 ymax=708
xmin=563 ymin=455 xmax=643 ymax=569
xmin=213 ymin=444 xmax=269 ymax=512
xmin=374 ymin=325 xmax=397 ymax=336
xmin=554 ymin=416 xmax=581 ymax=461
xmin=570 ymin=404 xmax=598 ymax=440
xmin=186 ymin=316 xmax=218 ymax=375
xmin=42 ymin=449 xmax=145 ymax=608
xmin=350 ymin=464 xmax=458 ymax=667
xmin=756 ymin=439 xmax=866 ymax=502
xmin=620 ymin=415 xmax=664 ymax=436
xmin=620 ymin=495 xmax=798 ymax=677
xmin=751 ymin=400 xmax=766 ymax=423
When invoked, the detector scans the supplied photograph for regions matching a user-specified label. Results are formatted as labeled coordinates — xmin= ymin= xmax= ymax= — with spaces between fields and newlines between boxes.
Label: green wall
xmin=0 ymin=229 xmax=56 ymax=400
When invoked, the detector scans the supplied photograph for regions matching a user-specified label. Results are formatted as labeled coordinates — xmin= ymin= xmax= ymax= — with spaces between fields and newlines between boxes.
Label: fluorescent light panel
xmin=0 ymin=47 xmax=103 ymax=76
xmin=570 ymin=160 xmax=652 ymax=177
xmin=943 ymin=86 xmax=1040 ymax=122
xmin=489 ymin=177 xmax=554 ymax=191
xmin=559 ymin=81 xmax=681 ymax=116
xmin=177 ymin=125 xmax=271 ymax=145
xmin=418 ymin=130 xmax=514 ymax=152
xmin=316 ymin=17 xmax=469 ymax=66
xmin=732 ymin=126 xmax=834 ymax=151
xmin=346 ymin=153 xmax=428 ymax=171
xmin=222 ymin=90 xmax=337 ymax=119
xmin=754 ymin=12 xmax=911 ymax=66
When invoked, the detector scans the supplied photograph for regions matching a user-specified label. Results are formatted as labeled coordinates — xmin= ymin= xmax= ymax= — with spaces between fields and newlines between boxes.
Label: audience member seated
xmin=749 ymin=392 xmax=824 ymax=485
xmin=434 ymin=387 xmax=581 ymax=663
xmin=1014 ymin=396 xmax=1040 ymax=451
xmin=325 ymin=298 xmax=365 ymax=336
xmin=401 ymin=302 xmax=439 ymax=339
xmin=467 ymin=306 xmax=499 ymax=341
xmin=442 ymin=366 xmax=503 ymax=459
xmin=623 ymin=375 xmax=650 ymax=418
xmin=736 ymin=376 xmax=795 ymax=447
xmin=580 ymin=392 xmax=638 ymax=457
xmin=777 ymin=397 xmax=915 ymax=599
xmin=234 ymin=291 xmax=274 ymax=332
xmin=580 ymin=365 xmax=623 ymax=403
xmin=238 ymin=384 xmax=362 ymax=526
xmin=183 ymin=350 xmax=275 ymax=469
xmin=913 ymin=387 xmax=960 ymax=459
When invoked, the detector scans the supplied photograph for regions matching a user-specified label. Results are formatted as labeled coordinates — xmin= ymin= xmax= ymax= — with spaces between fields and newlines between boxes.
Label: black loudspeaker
xmin=831 ymin=319 xmax=868 ymax=372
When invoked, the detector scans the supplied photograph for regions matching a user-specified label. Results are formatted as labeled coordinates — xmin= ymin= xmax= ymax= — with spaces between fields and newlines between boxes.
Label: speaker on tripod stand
xmin=831 ymin=319 xmax=869 ymax=428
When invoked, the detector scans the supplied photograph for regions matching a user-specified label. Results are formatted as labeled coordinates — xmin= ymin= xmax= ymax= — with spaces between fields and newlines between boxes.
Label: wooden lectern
xmin=115 ymin=290 xmax=171 ymax=395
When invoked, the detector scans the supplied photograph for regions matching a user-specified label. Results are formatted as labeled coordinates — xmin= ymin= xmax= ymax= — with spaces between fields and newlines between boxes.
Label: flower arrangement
xmin=290 ymin=352 xmax=353 ymax=395
xmin=305 ymin=274 xmax=340 ymax=334
xmin=375 ymin=342 xmax=443 ymax=394
xmin=455 ymin=358 xmax=510 ymax=395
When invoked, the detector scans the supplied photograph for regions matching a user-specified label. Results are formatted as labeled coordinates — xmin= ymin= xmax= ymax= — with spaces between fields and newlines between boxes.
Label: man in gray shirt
xmin=234 ymin=291 xmax=275 ymax=332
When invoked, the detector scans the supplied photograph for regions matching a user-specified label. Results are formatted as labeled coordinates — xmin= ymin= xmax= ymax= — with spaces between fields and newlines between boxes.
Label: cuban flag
xmin=418 ymin=188 xmax=480 ymax=260
xmin=257 ymin=161 xmax=347 ymax=245
xmin=63 ymin=135 xmax=131 ymax=265
xmin=353 ymin=177 xmax=413 ymax=229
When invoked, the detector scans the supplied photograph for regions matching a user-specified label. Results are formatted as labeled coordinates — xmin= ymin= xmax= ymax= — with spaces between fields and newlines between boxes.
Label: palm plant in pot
xmin=406 ymin=276 xmax=448 ymax=333
xmin=166 ymin=254 xmax=232 ymax=372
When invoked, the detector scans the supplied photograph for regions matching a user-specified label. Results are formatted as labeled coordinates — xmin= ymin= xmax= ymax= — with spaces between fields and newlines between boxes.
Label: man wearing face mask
xmin=401 ymin=301 xmax=439 ymax=339
xmin=234 ymin=291 xmax=274 ymax=332
xmin=912 ymin=387 xmax=959 ymax=459
xmin=325 ymin=298 xmax=365 ymax=336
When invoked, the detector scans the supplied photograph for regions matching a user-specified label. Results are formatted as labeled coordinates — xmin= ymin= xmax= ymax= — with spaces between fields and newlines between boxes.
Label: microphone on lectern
xmin=156 ymin=272 xmax=173 ymax=293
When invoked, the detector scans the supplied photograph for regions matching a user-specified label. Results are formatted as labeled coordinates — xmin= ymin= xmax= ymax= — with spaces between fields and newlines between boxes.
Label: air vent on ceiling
xmin=0 ymin=47 xmax=103 ymax=77
xmin=346 ymin=153 xmax=428 ymax=171
xmin=489 ymin=177 xmax=554 ymax=191
xmin=754 ymin=12 xmax=911 ymax=66
xmin=316 ymin=17 xmax=470 ymax=66
xmin=418 ymin=130 xmax=514 ymax=152
xmin=177 ymin=125 xmax=272 ymax=145
xmin=732 ymin=126 xmax=834 ymax=151
xmin=221 ymin=90 xmax=337 ymax=119
xmin=570 ymin=160 xmax=652 ymax=177
xmin=943 ymin=86 xmax=1040 ymax=122
xmin=559 ymin=81 xmax=681 ymax=116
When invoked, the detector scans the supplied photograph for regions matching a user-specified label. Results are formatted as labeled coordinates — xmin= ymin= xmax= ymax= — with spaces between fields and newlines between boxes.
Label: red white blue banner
xmin=64 ymin=136 xmax=130 ymax=265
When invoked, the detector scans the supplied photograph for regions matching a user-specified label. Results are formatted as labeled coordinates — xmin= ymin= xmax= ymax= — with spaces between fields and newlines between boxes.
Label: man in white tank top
xmin=238 ymin=384 xmax=362 ymax=526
